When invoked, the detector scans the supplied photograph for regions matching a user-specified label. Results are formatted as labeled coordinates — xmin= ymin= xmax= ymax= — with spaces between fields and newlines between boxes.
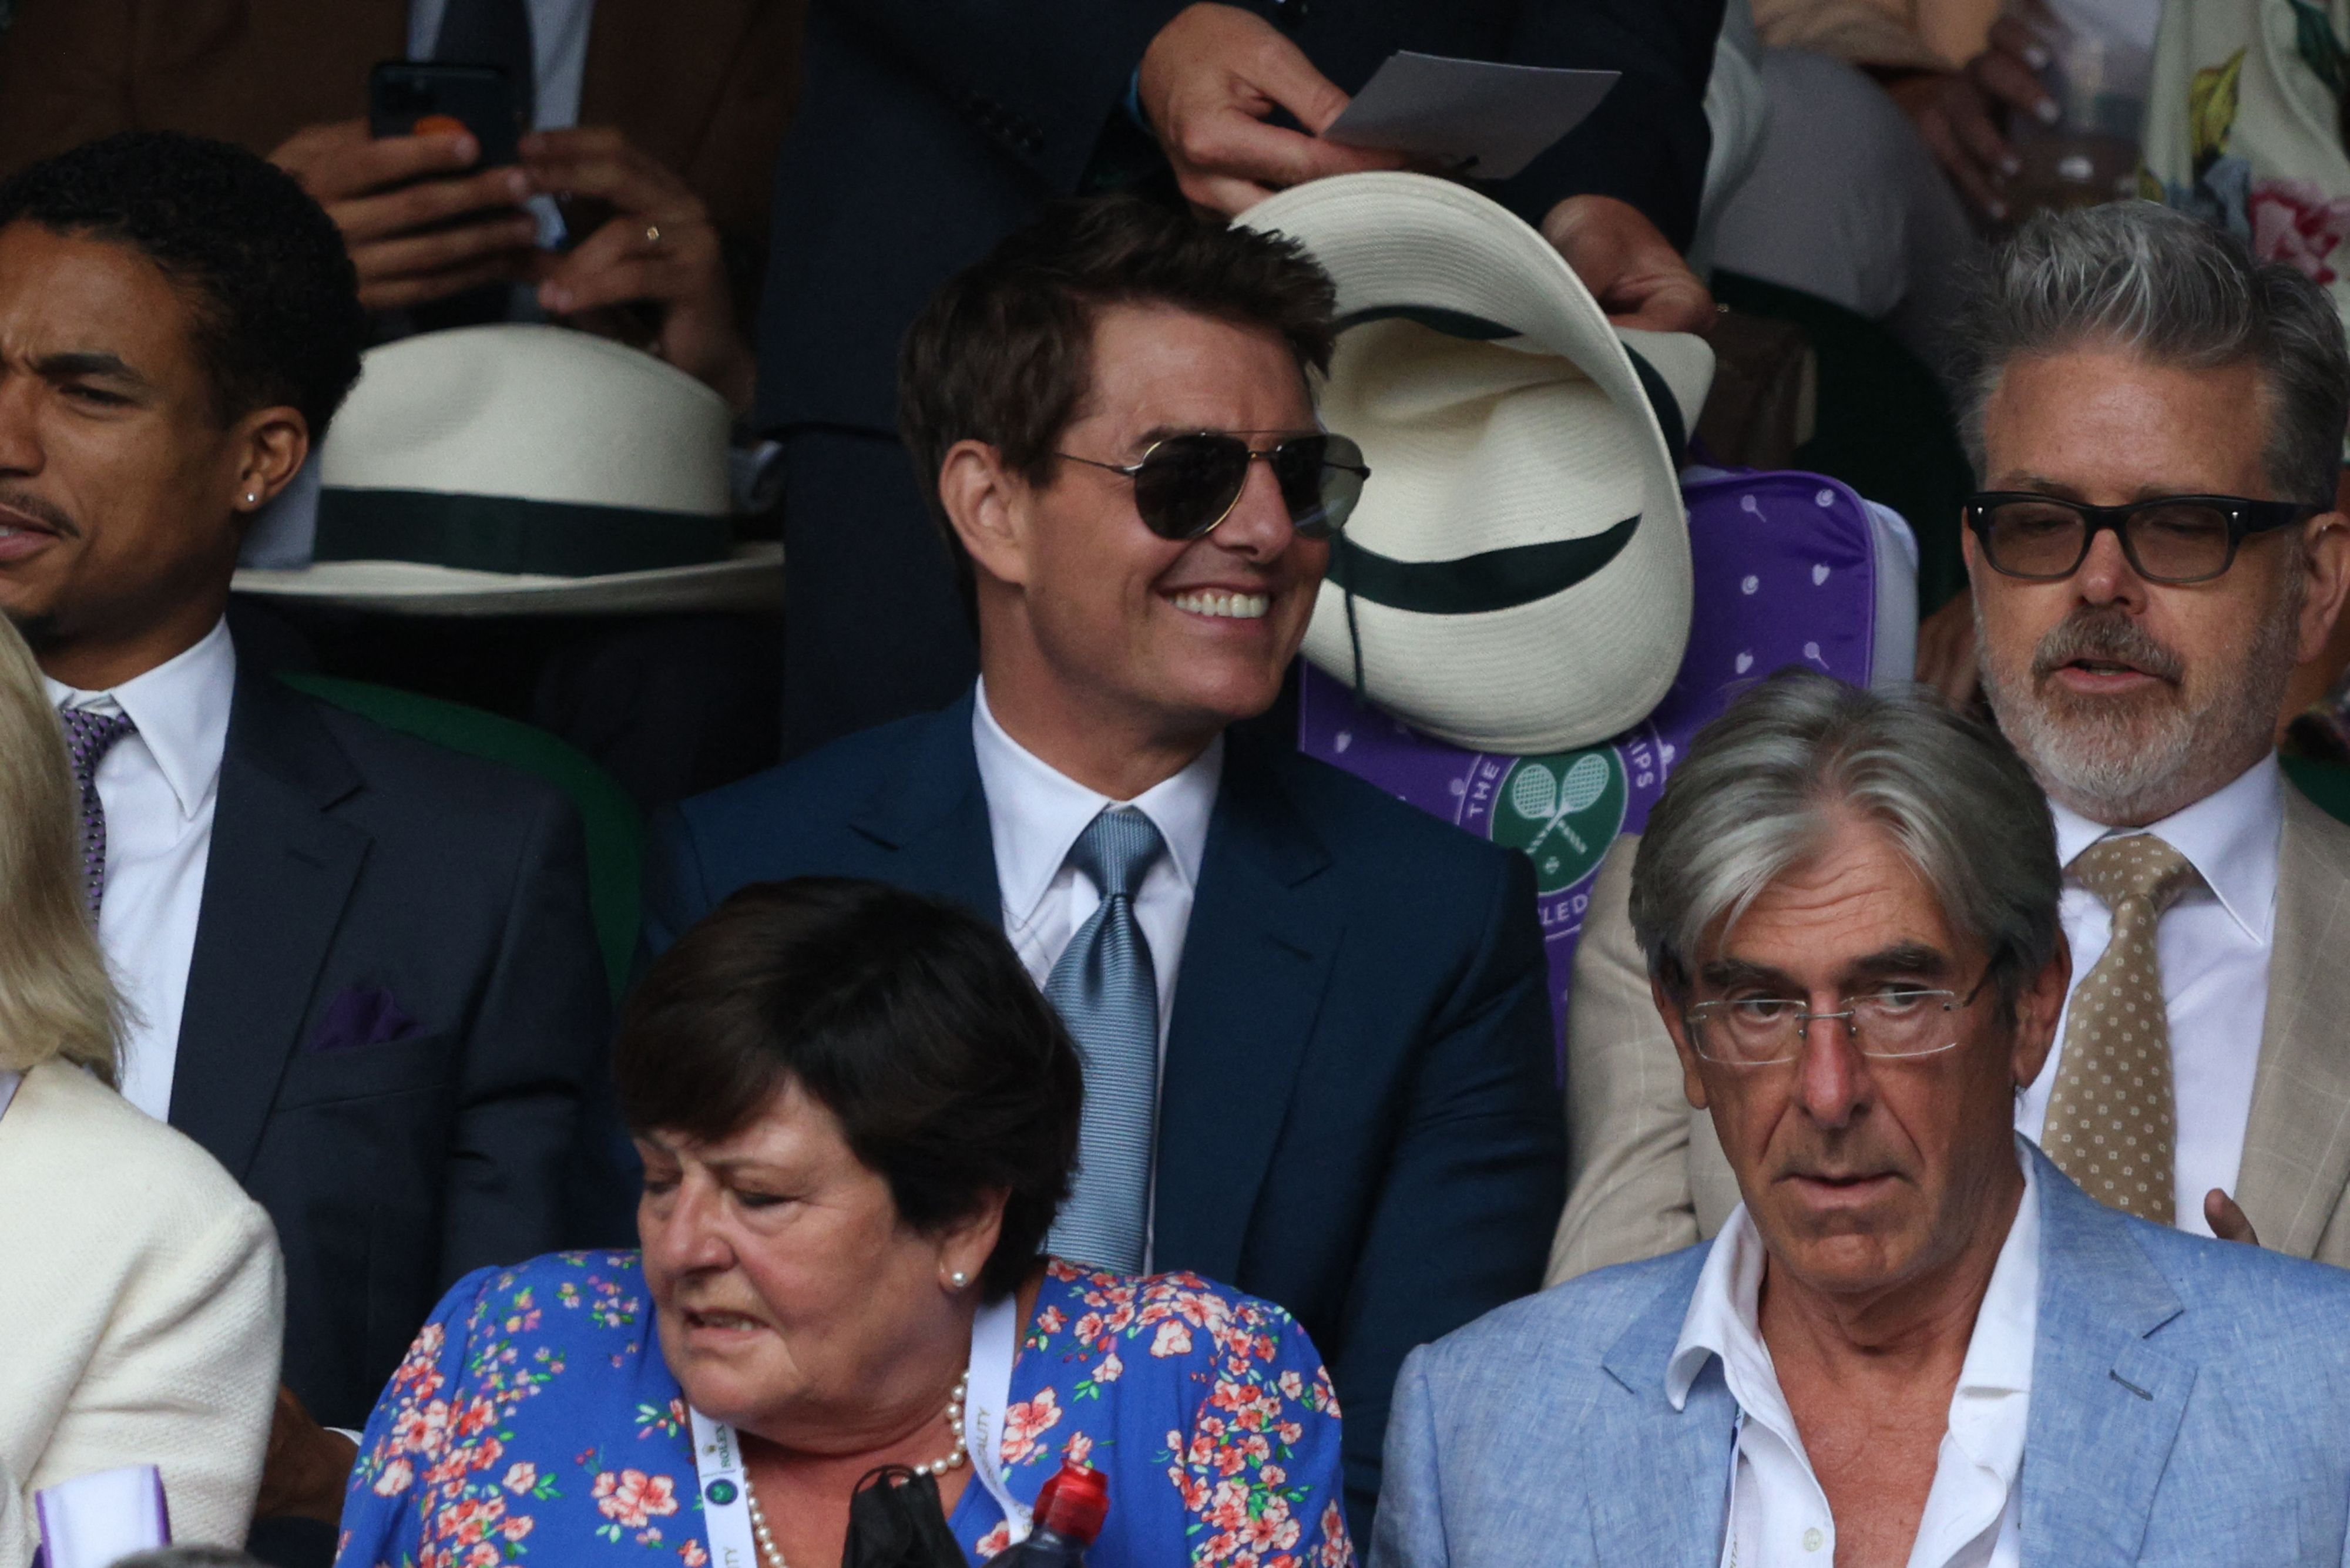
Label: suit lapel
xmin=1151 ymin=742 xmax=1341 ymax=1283
xmin=1588 ymin=1253 xmax=1735 ymax=1568
xmin=2234 ymin=787 xmax=2350 ymax=1256
xmin=170 ymin=673 xmax=369 ymax=1181
xmin=844 ymin=694 xmax=1001 ymax=918
xmin=2021 ymin=1150 xmax=2194 ymax=1566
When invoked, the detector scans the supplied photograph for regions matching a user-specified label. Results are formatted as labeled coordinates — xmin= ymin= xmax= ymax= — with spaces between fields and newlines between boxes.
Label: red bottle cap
xmin=1032 ymin=1459 xmax=1110 ymax=1545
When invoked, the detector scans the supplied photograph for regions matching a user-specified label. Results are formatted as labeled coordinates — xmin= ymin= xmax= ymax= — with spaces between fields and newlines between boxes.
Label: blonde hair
xmin=0 ymin=617 xmax=121 ymax=1084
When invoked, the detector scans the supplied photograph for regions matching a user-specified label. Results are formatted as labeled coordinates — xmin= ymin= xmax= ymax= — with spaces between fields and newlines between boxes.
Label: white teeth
xmin=1170 ymin=590 xmax=1270 ymax=620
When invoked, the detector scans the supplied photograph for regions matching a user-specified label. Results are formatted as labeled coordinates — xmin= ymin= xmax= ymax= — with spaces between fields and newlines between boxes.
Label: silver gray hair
xmin=1955 ymin=201 xmax=2350 ymax=507
xmin=1630 ymin=670 xmax=2061 ymax=1002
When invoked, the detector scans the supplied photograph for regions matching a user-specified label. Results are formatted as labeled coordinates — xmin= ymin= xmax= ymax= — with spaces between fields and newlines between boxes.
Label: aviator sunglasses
xmin=1057 ymin=431 xmax=1372 ymax=542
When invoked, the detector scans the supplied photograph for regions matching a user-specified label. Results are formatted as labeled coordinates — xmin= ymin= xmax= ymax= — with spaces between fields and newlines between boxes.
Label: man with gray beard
xmin=1550 ymin=200 xmax=2350 ymax=1275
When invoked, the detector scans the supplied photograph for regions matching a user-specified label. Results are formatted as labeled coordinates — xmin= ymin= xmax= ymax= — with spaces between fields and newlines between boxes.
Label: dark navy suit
xmin=643 ymin=692 xmax=1565 ymax=1532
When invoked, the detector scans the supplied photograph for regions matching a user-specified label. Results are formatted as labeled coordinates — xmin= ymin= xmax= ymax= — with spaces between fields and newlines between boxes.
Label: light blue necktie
xmin=1045 ymin=806 xmax=1167 ymax=1272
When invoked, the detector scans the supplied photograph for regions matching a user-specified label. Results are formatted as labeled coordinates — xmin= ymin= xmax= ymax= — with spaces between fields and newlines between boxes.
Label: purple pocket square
xmin=309 ymin=985 xmax=421 ymax=1053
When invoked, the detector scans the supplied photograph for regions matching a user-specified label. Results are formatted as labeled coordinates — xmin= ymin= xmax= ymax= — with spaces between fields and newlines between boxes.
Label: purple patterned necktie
xmin=59 ymin=707 xmax=138 ymax=919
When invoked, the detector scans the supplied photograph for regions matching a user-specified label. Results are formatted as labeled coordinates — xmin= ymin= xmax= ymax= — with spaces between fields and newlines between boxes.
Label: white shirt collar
xmin=969 ymin=678 xmax=1221 ymax=928
xmin=2046 ymin=753 xmax=2281 ymax=947
xmin=41 ymin=617 xmax=236 ymax=824
xmin=1667 ymin=1143 xmax=2041 ymax=1412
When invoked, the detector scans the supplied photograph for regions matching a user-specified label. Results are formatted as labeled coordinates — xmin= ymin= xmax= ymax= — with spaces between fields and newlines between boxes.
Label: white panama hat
xmin=1240 ymin=173 xmax=1714 ymax=754
xmin=232 ymin=324 xmax=780 ymax=616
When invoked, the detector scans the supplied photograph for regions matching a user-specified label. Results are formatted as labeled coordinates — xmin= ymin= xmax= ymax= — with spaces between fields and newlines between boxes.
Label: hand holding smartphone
xmin=263 ymin=64 xmax=540 ymax=314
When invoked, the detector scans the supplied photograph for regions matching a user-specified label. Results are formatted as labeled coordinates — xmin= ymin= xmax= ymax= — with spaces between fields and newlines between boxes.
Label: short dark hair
xmin=615 ymin=878 xmax=1083 ymax=1300
xmin=897 ymin=194 xmax=1338 ymax=543
xmin=0 ymin=130 xmax=368 ymax=440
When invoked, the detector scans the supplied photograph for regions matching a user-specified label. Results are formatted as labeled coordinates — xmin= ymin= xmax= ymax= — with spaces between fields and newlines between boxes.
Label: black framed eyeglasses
xmin=1684 ymin=971 xmax=1993 ymax=1066
xmin=1056 ymin=431 xmax=1371 ymax=542
xmin=1965 ymin=492 xmax=2318 ymax=585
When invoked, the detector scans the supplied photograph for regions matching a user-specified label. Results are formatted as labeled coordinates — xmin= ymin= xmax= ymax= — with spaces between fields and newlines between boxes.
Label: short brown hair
xmin=897 ymin=195 xmax=1338 ymax=547
xmin=615 ymin=878 xmax=1083 ymax=1300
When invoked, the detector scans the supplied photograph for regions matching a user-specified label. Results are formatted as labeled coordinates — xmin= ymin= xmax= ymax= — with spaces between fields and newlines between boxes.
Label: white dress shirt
xmin=971 ymin=680 xmax=1221 ymax=1267
xmin=1668 ymin=1149 xmax=2040 ymax=1568
xmin=42 ymin=619 xmax=237 ymax=1121
xmin=2018 ymin=756 xmax=2280 ymax=1237
xmin=971 ymin=679 xmax=1221 ymax=1056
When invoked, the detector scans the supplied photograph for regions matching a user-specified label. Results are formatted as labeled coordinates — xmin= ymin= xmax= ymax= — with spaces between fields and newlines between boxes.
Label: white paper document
xmin=1323 ymin=52 xmax=1619 ymax=182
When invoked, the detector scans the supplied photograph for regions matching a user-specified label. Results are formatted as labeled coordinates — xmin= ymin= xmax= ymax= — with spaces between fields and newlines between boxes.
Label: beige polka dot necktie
xmin=2043 ymin=833 xmax=2203 ymax=1224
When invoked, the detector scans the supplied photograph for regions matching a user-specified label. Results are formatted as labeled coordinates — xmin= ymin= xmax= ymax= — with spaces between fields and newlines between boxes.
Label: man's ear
xmin=2010 ymin=928 xmax=2072 ymax=1092
xmin=2295 ymin=510 xmax=2350 ymax=665
xmin=230 ymin=405 xmax=310 ymax=522
xmin=938 ymin=438 xmax=1036 ymax=592
xmin=1652 ymin=974 xmax=1710 ymax=1112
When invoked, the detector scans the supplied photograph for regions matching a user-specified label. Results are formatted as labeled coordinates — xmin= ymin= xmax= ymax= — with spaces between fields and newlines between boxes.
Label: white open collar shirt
xmin=1668 ymin=1149 xmax=2040 ymax=1568
xmin=2020 ymin=756 xmax=2281 ymax=1235
xmin=41 ymin=617 xmax=237 ymax=1122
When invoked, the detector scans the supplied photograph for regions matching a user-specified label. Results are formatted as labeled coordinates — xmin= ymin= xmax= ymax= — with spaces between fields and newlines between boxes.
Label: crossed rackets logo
xmin=1491 ymin=748 xmax=1627 ymax=894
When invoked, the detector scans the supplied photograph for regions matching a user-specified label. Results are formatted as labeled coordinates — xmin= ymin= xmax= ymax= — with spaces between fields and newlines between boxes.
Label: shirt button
xmin=1802 ymin=1527 xmax=1826 ymax=1553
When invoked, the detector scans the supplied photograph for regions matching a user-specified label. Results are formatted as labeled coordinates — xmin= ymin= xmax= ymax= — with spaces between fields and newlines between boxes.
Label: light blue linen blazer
xmin=1375 ymin=1143 xmax=2350 ymax=1567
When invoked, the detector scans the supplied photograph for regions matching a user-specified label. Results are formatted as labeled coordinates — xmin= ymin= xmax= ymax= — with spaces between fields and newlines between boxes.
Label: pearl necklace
xmin=740 ymin=1369 xmax=971 ymax=1568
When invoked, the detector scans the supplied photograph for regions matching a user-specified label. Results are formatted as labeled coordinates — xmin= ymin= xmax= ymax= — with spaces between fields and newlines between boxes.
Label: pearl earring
xmin=244 ymin=492 xmax=258 ymax=505
xmin=948 ymin=1270 xmax=969 ymax=1289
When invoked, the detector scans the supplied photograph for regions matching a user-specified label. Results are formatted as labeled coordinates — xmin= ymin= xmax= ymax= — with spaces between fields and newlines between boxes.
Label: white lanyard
xmin=962 ymin=1290 xmax=1029 ymax=1537
xmin=689 ymin=1291 xmax=1028 ymax=1565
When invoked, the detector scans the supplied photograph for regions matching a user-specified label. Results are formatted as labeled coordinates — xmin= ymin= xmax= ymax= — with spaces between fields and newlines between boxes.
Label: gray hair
xmin=1955 ymin=201 xmax=2350 ymax=508
xmin=1630 ymin=671 xmax=2060 ymax=1003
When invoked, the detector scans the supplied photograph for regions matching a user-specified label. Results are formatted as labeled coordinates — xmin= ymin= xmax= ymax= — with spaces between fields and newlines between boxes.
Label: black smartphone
xmin=367 ymin=62 xmax=523 ymax=167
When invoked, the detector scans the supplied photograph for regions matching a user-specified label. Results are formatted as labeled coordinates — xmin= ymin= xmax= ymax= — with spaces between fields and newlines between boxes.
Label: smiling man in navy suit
xmin=644 ymin=196 xmax=1565 ymax=1532
xmin=0 ymin=133 xmax=610 ymax=1547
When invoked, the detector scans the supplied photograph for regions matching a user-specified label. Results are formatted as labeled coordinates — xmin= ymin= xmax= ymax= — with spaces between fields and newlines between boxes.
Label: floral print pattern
xmin=334 ymin=1253 xmax=1351 ymax=1568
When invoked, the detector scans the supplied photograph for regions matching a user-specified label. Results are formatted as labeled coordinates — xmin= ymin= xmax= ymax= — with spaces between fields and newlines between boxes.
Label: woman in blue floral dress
xmin=334 ymin=881 xmax=1351 ymax=1568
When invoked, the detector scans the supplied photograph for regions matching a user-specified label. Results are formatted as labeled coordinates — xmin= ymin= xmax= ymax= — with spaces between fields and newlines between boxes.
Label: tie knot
xmin=59 ymin=706 xmax=137 ymax=780
xmin=2069 ymin=831 xmax=2202 ymax=915
xmin=1067 ymin=806 xmax=1167 ymax=901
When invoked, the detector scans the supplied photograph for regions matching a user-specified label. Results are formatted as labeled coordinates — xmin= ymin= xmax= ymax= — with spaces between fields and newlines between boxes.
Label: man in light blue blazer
xmin=1377 ymin=671 xmax=2350 ymax=1568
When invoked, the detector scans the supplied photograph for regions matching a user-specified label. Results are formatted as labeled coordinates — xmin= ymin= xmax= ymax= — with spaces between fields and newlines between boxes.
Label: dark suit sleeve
xmin=440 ymin=791 xmax=613 ymax=1278
xmin=1493 ymin=0 xmax=1725 ymax=248
xmin=1332 ymin=851 xmax=1563 ymax=1526
xmin=0 ymin=0 xmax=136 ymax=177
xmin=822 ymin=0 xmax=1184 ymax=192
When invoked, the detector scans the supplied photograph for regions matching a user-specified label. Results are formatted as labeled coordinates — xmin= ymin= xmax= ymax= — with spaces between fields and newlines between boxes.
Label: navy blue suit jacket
xmin=177 ymin=665 xmax=610 ymax=1433
xmin=643 ymin=693 xmax=1565 ymax=1532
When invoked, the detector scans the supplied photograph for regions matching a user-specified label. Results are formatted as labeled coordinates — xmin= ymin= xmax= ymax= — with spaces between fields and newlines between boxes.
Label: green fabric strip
xmin=315 ymin=489 xmax=733 ymax=578
xmin=1335 ymin=304 xmax=1519 ymax=339
xmin=1328 ymin=512 xmax=1640 ymax=615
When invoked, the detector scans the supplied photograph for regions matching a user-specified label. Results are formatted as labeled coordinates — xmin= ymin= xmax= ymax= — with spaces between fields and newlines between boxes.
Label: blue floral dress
xmin=334 ymin=1253 xmax=1354 ymax=1568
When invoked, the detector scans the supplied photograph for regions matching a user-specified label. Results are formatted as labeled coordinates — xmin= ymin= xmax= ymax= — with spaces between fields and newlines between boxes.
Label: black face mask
xmin=841 ymin=1466 xmax=968 ymax=1568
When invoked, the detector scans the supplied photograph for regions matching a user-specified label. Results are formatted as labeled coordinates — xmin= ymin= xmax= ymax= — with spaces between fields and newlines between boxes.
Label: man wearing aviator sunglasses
xmin=1555 ymin=202 xmax=2350 ymax=1290
xmin=643 ymin=195 xmax=1562 ymax=1534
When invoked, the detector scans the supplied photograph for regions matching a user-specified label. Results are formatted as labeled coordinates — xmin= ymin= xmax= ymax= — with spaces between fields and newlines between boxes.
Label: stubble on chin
xmin=1978 ymin=605 xmax=2297 ymax=825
